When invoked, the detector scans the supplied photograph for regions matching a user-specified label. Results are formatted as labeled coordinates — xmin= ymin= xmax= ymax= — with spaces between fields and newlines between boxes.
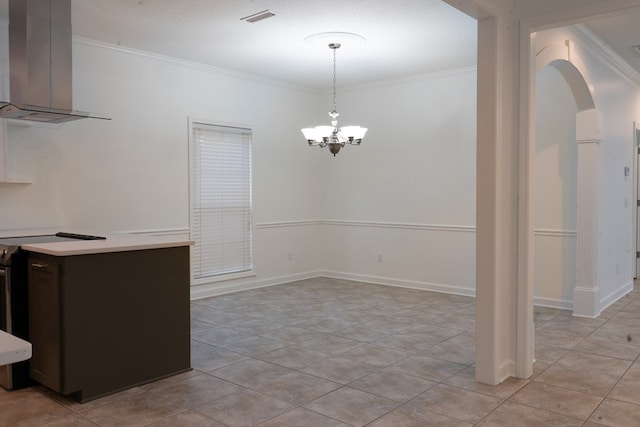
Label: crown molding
xmin=570 ymin=24 xmax=640 ymax=89
xmin=339 ymin=65 xmax=478 ymax=93
xmin=73 ymin=37 xmax=320 ymax=95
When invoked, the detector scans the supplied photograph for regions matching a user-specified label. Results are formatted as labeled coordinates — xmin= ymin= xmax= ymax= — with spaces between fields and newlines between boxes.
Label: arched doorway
xmin=444 ymin=0 xmax=640 ymax=386
xmin=535 ymin=41 xmax=602 ymax=317
xmin=534 ymin=64 xmax=578 ymax=309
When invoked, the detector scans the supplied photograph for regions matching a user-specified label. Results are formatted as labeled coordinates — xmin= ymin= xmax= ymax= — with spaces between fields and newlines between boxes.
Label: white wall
xmin=2 ymin=14 xmax=637 ymax=309
xmin=2 ymin=28 xmax=480 ymax=298
xmin=319 ymin=68 xmax=478 ymax=295
xmin=0 ymin=35 xmax=325 ymax=297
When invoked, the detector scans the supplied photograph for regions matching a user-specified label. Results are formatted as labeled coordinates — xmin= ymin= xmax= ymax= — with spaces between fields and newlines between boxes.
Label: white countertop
xmin=0 ymin=229 xmax=193 ymax=256
xmin=0 ymin=331 xmax=31 ymax=366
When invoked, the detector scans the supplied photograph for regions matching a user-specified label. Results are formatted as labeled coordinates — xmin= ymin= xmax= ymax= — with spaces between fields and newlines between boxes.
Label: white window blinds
xmin=190 ymin=122 xmax=253 ymax=280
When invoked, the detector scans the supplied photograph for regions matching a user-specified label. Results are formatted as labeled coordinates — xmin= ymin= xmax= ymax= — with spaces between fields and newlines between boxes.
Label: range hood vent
xmin=0 ymin=0 xmax=109 ymax=124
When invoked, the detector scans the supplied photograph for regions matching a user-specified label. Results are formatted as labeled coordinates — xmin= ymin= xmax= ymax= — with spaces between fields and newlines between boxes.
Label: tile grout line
xmin=576 ymin=297 xmax=640 ymax=426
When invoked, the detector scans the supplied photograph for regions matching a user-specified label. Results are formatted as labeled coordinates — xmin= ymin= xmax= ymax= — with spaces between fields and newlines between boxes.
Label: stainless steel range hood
xmin=0 ymin=0 xmax=109 ymax=124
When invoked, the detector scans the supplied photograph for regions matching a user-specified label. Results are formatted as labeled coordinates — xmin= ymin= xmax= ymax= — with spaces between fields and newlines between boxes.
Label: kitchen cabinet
xmin=28 ymin=247 xmax=191 ymax=402
xmin=28 ymin=258 xmax=62 ymax=391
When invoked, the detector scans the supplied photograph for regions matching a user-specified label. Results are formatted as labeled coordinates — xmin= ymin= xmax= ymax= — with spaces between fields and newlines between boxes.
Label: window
xmin=190 ymin=121 xmax=253 ymax=281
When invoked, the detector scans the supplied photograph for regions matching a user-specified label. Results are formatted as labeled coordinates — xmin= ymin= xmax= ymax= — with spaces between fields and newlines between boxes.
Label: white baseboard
xmin=318 ymin=270 xmax=476 ymax=298
xmin=500 ymin=359 xmax=517 ymax=382
xmin=533 ymin=296 xmax=573 ymax=311
xmin=599 ymin=280 xmax=634 ymax=312
xmin=190 ymin=271 xmax=321 ymax=300
xmin=190 ymin=270 xmax=476 ymax=300
xmin=189 ymin=271 xmax=633 ymax=319
xmin=573 ymin=286 xmax=600 ymax=318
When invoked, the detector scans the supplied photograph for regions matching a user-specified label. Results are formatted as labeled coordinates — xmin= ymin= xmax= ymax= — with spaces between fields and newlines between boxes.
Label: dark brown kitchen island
xmin=25 ymin=235 xmax=192 ymax=402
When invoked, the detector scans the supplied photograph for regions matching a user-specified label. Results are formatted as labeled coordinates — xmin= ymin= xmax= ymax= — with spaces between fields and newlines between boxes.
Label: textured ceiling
xmin=0 ymin=1 xmax=639 ymax=89
xmin=1 ymin=0 xmax=478 ymax=89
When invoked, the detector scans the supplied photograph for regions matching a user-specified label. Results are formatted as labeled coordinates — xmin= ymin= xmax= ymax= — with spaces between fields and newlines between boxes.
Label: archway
xmin=535 ymin=41 xmax=602 ymax=317
xmin=534 ymin=64 xmax=578 ymax=309
xmin=442 ymin=0 xmax=640 ymax=386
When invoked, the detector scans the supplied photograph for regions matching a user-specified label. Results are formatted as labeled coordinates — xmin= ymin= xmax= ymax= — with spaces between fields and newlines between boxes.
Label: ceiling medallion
xmin=304 ymin=32 xmax=366 ymax=48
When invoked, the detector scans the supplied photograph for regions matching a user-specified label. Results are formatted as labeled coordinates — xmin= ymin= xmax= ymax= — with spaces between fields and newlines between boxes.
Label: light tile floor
xmin=1 ymin=277 xmax=639 ymax=426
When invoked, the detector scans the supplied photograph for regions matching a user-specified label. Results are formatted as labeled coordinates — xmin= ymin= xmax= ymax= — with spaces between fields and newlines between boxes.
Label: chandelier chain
xmin=332 ymin=47 xmax=337 ymax=113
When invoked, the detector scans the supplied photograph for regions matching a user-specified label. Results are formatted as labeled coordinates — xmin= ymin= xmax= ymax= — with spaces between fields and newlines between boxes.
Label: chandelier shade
xmin=301 ymin=41 xmax=367 ymax=156
xmin=301 ymin=125 xmax=367 ymax=145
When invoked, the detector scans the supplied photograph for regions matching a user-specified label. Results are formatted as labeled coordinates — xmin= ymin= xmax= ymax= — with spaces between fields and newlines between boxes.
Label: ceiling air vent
xmin=240 ymin=9 xmax=277 ymax=23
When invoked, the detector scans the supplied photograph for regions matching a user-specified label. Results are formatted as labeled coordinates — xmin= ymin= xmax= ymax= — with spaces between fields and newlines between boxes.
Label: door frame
xmin=634 ymin=123 xmax=640 ymax=277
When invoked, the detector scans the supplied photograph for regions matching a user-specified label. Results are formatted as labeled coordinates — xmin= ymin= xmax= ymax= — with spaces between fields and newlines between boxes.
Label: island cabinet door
xmin=28 ymin=256 xmax=62 ymax=392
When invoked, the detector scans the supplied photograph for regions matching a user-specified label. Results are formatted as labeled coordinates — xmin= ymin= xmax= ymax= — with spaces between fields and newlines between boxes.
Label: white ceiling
xmin=582 ymin=11 xmax=640 ymax=74
xmin=2 ymin=0 xmax=478 ymax=89
xmin=68 ymin=0 xmax=480 ymax=89
xmin=0 ymin=1 xmax=639 ymax=89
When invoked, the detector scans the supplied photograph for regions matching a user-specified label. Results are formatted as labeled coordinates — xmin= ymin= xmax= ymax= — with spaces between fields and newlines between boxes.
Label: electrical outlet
xmin=377 ymin=254 xmax=383 ymax=263
xmin=288 ymin=252 xmax=293 ymax=261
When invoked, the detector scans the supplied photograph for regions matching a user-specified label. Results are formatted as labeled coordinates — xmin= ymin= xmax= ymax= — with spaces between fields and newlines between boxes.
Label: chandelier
xmin=301 ymin=42 xmax=367 ymax=156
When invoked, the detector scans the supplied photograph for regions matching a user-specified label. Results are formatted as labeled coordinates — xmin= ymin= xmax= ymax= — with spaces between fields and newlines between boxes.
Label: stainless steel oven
xmin=0 ymin=245 xmax=31 ymax=389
